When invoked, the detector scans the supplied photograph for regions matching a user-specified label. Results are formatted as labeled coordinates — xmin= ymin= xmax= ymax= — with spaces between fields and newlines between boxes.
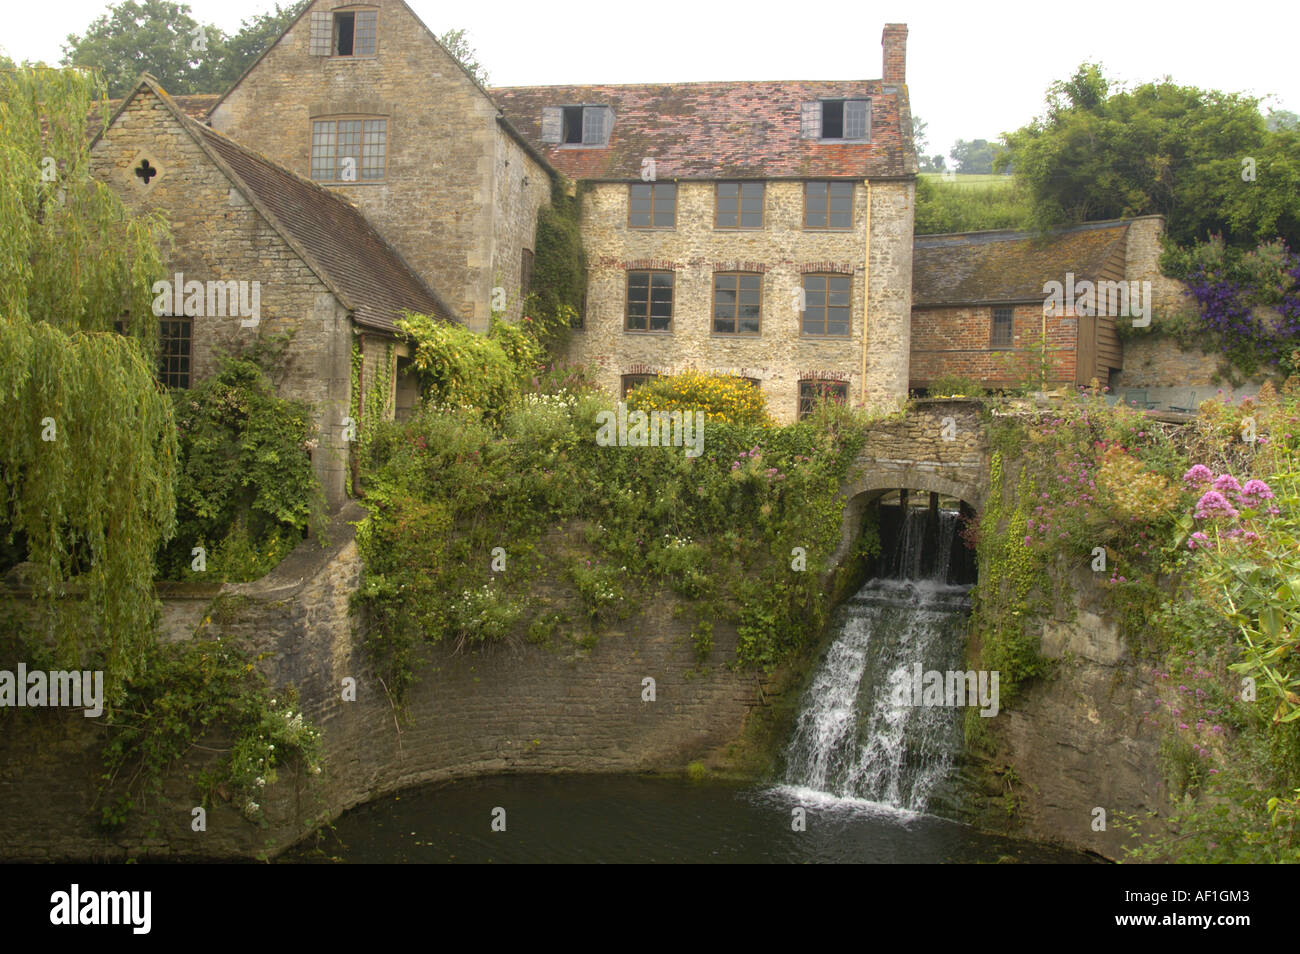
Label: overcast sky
xmin=6 ymin=0 xmax=1297 ymax=157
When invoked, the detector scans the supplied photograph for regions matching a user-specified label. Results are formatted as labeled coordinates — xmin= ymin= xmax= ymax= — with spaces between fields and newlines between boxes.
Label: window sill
xmin=713 ymin=226 xmax=766 ymax=232
xmin=817 ymin=138 xmax=870 ymax=144
xmin=710 ymin=332 xmax=762 ymax=339
xmin=624 ymin=328 xmax=674 ymax=335
xmin=556 ymin=142 xmax=610 ymax=149
xmin=327 ymin=55 xmax=379 ymax=61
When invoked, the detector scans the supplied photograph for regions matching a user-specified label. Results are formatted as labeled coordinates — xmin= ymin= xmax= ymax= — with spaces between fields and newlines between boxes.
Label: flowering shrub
xmin=626 ymin=370 xmax=773 ymax=426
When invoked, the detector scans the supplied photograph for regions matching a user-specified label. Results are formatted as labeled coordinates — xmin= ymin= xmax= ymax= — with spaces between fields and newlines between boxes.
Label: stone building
xmin=90 ymin=76 xmax=450 ymax=508
xmin=493 ymin=23 xmax=918 ymax=421
xmin=89 ymin=3 xmax=1239 ymax=516
xmin=205 ymin=0 xmax=554 ymax=332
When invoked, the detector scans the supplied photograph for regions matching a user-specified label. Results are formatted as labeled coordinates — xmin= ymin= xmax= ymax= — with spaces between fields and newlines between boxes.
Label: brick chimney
xmin=882 ymin=23 xmax=907 ymax=85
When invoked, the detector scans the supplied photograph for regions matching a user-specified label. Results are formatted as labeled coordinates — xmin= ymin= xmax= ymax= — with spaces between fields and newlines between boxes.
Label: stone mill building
xmin=89 ymin=0 xmax=1193 ymax=510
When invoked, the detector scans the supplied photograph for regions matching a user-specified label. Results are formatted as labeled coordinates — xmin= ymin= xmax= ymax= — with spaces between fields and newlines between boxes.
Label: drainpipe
xmin=860 ymin=179 xmax=872 ymax=407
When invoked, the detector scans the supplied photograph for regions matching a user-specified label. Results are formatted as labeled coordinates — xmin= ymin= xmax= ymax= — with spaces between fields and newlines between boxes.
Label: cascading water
xmin=783 ymin=507 xmax=970 ymax=813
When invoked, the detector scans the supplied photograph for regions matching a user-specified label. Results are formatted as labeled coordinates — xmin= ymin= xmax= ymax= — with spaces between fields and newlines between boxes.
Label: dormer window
xmin=310 ymin=8 xmax=377 ymax=57
xmin=541 ymin=105 xmax=612 ymax=147
xmin=801 ymin=98 xmax=871 ymax=141
xmin=822 ymin=99 xmax=868 ymax=140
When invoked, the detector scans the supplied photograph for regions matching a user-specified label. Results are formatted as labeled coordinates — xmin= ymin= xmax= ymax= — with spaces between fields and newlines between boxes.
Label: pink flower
xmin=1194 ymin=491 xmax=1238 ymax=520
xmin=1212 ymin=474 xmax=1242 ymax=495
xmin=1182 ymin=464 xmax=1214 ymax=488
xmin=1240 ymin=479 xmax=1274 ymax=502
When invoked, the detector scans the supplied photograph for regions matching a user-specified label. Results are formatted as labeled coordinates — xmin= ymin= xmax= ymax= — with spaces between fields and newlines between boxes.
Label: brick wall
xmin=565 ymin=178 xmax=913 ymax=423
xmin=911 ymin=304 xmax=1077 ymax=388
xmin=91 ymin=87 xmax=354 ymax=509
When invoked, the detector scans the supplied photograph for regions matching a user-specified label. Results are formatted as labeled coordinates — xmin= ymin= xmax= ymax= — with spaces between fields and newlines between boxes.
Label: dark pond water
xmin=284 ymin=774 xmax=1101 ymax=864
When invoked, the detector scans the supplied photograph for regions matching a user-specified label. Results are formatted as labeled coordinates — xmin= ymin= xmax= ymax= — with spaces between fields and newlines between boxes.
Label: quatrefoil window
xmin=134 ymin=158 xmax=159 ymax=185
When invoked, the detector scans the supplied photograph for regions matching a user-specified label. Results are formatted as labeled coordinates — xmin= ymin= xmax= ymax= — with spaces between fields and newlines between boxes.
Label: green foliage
xmin=435 ymin=27 xmax=489 ymax=86
xmin=158 ymin=351 xmax=324 ymax=581
xmin=526 ymin=178 xmax=587 ymax=348
xmin=99 ymin=637 xmax=321 ymax=830
xmin=914 ymin=174 xmax=1034 ymax=235
xmin=352 ymin=392 xmax=871 ymax=700
xmin=970 ymin=453 xmax=1050 ymax=699
xmin=949 ymin=138 xmax=1005 ymax=175
xmin=397 ymin=313 xmax=521 ymax=417
xmin=925 ymin=373 xmax=988 ymax=397
xmin=0 ymin=67 xmax=176 ymax=705
xmin=62 ymin=0 xmax=308 ymax=97
xmin=626 ymin=370 xmax=773 ymax=425
xmin=1001 ymin=62 xmax=1300 ymax=249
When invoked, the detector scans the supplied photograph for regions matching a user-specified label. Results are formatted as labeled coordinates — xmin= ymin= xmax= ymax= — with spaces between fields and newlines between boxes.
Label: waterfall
xmin=783 ymin=508 xmax=970 ymax=813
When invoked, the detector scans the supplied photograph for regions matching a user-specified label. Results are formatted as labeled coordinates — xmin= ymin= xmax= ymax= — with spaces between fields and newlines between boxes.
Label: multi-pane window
xmin=798 ymin=380 xmax=848 ymax=419
xmin=622 ymin=373 xmax=659 ymax=398
xmin=713 ymin=273 xmax=761 ymax=335
xmin=715 ymin=182 xmax=764 ymax=229
xmin=804 ymin=181 xmax=854 ymax=229
xmin=991 ymin=306 xmax=1014 ymax=349
xmin=311 ymin=118 xmax=386 ymax=181
xmin=626 ymin=271 xmax=674 ymax=331
xmin=159 ymin=317 xmax=191 ymax=389
xmin=628 ymin=183 xmax=676 ymax=228
xmin=333 ymin=9 xmax=377 ymax=56
xmin=821 ymin=99 xmax=869 ymax=140
xmin=801 ymin=274 xmax=851 ymax=336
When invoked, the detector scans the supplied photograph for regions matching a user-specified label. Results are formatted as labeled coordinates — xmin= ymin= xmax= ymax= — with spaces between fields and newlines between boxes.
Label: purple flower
xmin=1240 ymin=479 xmax=1274 ymax=502
xmin=1212 ymin=474 xmax=1243 ymax=495
xmin=1183 ymin=464 xmax=1214 ymax=488
xmin=1187 ymin=531 xmax=1211 ymax=550
xmin=1194 ymin=491 xmax=1238 ymax=519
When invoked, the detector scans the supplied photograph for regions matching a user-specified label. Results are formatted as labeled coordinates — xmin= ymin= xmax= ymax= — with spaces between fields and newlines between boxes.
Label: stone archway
xmin=831 ymin=469 xmax=984 ymax=570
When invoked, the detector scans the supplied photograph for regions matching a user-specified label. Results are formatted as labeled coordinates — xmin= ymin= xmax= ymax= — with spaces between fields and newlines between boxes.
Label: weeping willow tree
xmin=0 ymin=66 xmax=176 ymax=704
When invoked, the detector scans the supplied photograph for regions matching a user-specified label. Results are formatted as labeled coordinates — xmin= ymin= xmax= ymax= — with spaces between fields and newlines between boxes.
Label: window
xmin=713 ymin=273 xmax=761 ymax=335
xmin=626 ymin=271 xmax=674 ymax=331
xmin=335 ymin=10 xmax=377 ymax=56
xmin=622 ymin=373 xmax=659 ymax=398
xmin=311 ymin=118 xmax=386 ymax=181
xmin=798 ymin=380 xmax=848 ymax=420
xmin=716 ymin=182 xmax=764 ymax=229
xmin=820 ymin=99 xmax=869 ymax=140
xmin=629 ymin=183 xmax=676 ymax=229
xmin=521 ymin=248 xmax=534 ymax=294
xmin=991 ymin=307 xmax=1014 ymax=349
xmin=159 ymin=317 xmax=191 ymax=389
xmin=548 ymin=105 xmax=611 ymax=146
xmin=801 ymin=274 xmax=851 ymax=336
xmin=804 ymin=181 xmax=854 ymax=229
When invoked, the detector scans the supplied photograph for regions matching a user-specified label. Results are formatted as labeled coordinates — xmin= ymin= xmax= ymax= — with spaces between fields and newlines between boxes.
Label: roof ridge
xmin=914 ymin=218 xmax=1135 ymax=245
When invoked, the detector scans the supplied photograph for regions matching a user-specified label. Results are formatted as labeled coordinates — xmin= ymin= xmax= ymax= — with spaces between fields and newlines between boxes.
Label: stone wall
xmin=0 ymin=505 xmax=772 ymax=860
xmin=969 ymin=565 xmax=1167 ymax=860
xmin=92 ymin=85 xmax=354 ymax=509
xmin=210 ymin=0 xmax=548 ymax=331
xmin=491 ymin=129 xmax=552 ymax=322
xmin=565 ymin=178 xmax=914 ymax=423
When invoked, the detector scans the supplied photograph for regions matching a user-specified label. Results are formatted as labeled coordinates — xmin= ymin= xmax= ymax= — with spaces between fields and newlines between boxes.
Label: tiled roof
xmin=491 ymin=81 xmax=915 ymax=180
xmin=104 ymin=78 xmax=451 ymax=333
xmin=912 ymin=221 xmax=1132 ymax=307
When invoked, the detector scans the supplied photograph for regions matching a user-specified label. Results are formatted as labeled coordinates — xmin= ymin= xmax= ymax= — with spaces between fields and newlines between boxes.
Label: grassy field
xmin=918 ymin=172 xmax=1015 ymax=189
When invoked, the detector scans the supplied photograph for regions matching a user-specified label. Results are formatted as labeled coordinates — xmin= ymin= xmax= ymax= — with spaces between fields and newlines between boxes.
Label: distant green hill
xmin=918 ymin=173 xmax=1016 ymax=189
